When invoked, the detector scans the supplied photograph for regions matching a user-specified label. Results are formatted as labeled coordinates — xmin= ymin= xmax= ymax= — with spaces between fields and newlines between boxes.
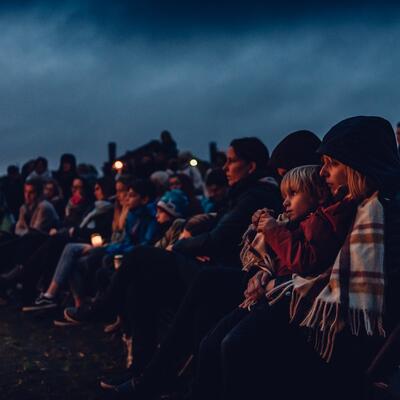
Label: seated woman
xmin=195 ymin=116 xmax=400 ymax=400
xmin=63 ymin=137 xmax=282 ymax=390
xmin=91 ymin=130 xmax=330 ymax=396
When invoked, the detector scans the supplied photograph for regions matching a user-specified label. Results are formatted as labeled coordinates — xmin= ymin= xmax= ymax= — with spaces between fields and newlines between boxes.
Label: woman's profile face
xmin=223 ymin=146 xmax=254 ymax=187
xmin=320 ymin=156 xmax=347 ymax=196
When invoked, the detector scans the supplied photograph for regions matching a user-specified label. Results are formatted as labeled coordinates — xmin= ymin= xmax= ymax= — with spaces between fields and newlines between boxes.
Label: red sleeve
xmin=264 ymin=199 xmax=358 ymax=276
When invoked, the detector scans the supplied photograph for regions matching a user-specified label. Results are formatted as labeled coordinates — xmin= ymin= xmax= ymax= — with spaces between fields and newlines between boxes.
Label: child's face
xmin=282 ymin=189 xmax=317 ymax=221
xmin=126 ymin=188 xmax=147 ymax=210
xmin=156 ymin=207 xmax=172 ymax=224
xmin=320 ymin=157 xmax=347 ymax=196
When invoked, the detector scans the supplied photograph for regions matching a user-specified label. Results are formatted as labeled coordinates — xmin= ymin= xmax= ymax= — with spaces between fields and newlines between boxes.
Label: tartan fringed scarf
xmin=289 ymin=192 xmax=386 ymax=362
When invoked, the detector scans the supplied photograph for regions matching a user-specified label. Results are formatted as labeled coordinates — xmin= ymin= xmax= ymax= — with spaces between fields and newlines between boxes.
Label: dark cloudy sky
xmin=1 ymin=1 xmax=399 ymax=174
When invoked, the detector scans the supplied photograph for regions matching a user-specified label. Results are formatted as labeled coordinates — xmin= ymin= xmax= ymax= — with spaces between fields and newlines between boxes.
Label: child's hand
xmin=257 ymin=211 xmax=277 ymax=233
xmin=251 ymin=209 xmax=265 ymax=226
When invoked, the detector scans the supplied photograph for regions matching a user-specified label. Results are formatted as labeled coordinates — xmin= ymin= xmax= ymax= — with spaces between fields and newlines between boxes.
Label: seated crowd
xmin=0 ymin=119 xmax=399 ymax=400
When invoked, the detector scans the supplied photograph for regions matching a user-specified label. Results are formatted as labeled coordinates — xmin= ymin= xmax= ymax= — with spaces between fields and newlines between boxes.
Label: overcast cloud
xmin=0 ymin=1 xmax=399 ymax=173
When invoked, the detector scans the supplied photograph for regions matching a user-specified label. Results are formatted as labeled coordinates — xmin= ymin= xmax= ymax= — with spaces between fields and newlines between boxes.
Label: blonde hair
xmin=281 ymin=165 xmax=329 ymax=204
xmin=322 ymin=156 xmax=377 ymax=200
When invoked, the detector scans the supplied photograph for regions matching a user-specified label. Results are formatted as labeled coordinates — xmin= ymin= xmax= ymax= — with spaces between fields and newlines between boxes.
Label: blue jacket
xmin=105 ymin=202 xmax=158 ymax=255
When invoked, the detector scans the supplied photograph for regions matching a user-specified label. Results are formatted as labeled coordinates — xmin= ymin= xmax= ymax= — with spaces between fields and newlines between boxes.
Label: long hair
xmin=322 ymin=156 xmax=377 ymax=201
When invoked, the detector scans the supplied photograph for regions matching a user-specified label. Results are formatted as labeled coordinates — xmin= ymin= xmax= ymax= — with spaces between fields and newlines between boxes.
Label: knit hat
xmin=269 ymin=130 xmax=321 ymax=170
xmin=157 ymin=189 xmax=188 ymax=217
xmin=317 ymin=116 xmax=400 ymax=192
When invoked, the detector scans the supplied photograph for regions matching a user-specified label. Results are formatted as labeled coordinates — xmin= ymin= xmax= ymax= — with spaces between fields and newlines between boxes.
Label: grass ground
xmin=0 ymin=304 xmax=126 ymax=400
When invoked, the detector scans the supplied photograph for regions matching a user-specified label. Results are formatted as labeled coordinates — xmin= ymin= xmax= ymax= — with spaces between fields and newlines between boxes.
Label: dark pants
xmin=193 ymin=298 xmax=300 ymax=400
xmin=135 ymin=268 xmax=246 ymax=395
xmin=69 ymin=247 xmax=109 ymax=301
xmin=194 ymin=296 xmax=381 ymax=400
xmin=0 ymin=232 xmax=48 ymax=273
xmin=89 ymin=246 xmax=200 ymax=370
xmin=90 ymin=246 xmax=244 ymax=375
xmin=21 ymin=235 xmax=70 ymax=303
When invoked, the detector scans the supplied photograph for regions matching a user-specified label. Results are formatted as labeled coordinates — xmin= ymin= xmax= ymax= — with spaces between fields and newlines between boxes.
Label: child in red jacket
xmin=240 ymin=163 xmax=358 ymax=309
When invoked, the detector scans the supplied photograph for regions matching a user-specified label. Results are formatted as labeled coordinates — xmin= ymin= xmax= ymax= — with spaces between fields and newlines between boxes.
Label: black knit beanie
xmin=317 ymin=116 xmax=400 ymax=192
xmin=269 ymin=130 xmax=321 ymax=170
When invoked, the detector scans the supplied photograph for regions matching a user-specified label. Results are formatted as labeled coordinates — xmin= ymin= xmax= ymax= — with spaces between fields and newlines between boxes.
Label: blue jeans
xmin=52 ymin=243 xmax=92 ymax=287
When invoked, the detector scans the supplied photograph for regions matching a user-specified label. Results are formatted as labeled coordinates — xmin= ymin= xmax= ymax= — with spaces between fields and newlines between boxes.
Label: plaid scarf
xmin=240 ymin=213 xmax=289 ymax=275
xmin=288 ymin=192 xmax=386 ymax=361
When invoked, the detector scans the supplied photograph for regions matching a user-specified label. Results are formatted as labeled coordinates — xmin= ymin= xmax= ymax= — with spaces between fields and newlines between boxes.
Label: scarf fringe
xmin=296 ymin=297 xmax=386 ymax=362
xmin=265 ymin=280 xmax=294 ymax=306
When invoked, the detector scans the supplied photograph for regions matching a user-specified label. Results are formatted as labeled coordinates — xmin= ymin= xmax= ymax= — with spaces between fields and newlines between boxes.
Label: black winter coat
xmin=173 ymin=174 xmax=282 ymax=268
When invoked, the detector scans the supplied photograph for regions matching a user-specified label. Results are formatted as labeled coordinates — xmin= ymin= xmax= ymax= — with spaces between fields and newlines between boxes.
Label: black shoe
xmin=63 ymin=305 xmax=95 ymax=324
xmin=22 ymin=293 xmax=58 ymax=312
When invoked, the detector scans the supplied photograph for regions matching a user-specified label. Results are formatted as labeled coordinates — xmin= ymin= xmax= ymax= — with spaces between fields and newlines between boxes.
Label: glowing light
xmin=189 ymin=159 xmax=198 ymax=167
xmin=91 ymin=233 xmax=103 ymax=247
xmin=114 ymin=254 xmax=123 ymax=270
xmin=113 ymin=160 xmax=124 ymax=170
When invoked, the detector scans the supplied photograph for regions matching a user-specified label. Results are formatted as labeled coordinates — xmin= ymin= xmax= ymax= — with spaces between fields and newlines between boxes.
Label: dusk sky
xmin=1 ymin=1 xmax=399 ymax=174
